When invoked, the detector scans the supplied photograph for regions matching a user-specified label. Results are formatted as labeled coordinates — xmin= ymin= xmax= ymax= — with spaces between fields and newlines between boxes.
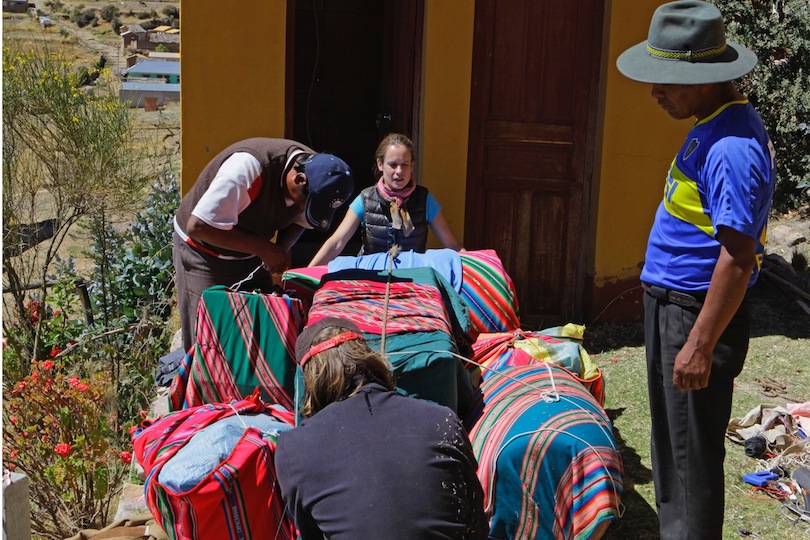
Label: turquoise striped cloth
xmin=169 ymin=286 xmax=305 ymax=411
xmin=469 ymin=364 xmax=623 ymax=539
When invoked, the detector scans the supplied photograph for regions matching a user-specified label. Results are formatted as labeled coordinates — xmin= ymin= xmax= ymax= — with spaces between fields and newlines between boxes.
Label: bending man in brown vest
xmin=173 ymin=138 xmax=353 ymax=351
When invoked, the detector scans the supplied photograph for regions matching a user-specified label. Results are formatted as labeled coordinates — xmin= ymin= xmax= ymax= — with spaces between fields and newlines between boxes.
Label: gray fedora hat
xmin=616 ymin=0 xmax=757 ymax=84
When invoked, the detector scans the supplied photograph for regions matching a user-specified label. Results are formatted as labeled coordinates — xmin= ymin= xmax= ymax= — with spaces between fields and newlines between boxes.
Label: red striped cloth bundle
xmin=306 ymin=276 xmax=453 ymax=335
xmin=458 ymin=250 xmax=521 ymax=334
xmin=280 ymin=249 xmax=521 ymax=334
xmin=133 ymin=391 xmax=296 ymax=540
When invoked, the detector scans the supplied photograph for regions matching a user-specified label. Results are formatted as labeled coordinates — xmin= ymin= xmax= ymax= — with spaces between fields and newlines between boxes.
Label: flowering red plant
xmin=2 ymin=360 xmax=133 ymax=538
xmin=54 ymin=443 xmax=72 ymax=458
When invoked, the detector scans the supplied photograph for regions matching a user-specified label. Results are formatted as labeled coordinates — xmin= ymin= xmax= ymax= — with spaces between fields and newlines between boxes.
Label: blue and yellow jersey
xmin=641 ymin=101 xmax=776 ymax=292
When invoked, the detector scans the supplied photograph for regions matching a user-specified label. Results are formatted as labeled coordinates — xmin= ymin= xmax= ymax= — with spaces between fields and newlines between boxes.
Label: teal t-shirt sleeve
xmin=426 ymin=191 xmax=441 ymax=223
xmin=349 ymin=194 xmax=364 ymax=223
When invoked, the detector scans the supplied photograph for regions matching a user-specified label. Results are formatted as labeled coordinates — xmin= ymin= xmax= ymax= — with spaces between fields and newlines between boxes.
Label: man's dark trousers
xmin=644 ymin=291 xmax=750 ymax=539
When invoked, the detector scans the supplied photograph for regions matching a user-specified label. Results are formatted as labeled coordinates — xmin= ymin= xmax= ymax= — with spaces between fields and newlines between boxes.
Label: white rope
xmin=226 ymin=402 xmax=288 ymax=440
xmin=385 ymin=348 xmax=616 ymax=445
xmin=230 ymin=263 xmax=265 ymax=292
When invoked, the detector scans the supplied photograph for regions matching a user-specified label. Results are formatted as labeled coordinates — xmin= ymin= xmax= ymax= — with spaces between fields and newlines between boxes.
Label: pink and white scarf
xmin=376 ymin=178 xmax=416 ymax=236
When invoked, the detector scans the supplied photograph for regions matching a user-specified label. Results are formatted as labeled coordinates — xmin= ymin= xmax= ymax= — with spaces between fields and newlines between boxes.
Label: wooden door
xmin=464 ymin=0 xmax=604 ymax=328
xmin=286 ymin=0 xmax=423 ymax=266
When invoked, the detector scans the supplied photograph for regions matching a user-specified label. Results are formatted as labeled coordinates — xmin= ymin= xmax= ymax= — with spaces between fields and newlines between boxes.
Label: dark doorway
xmin=286 ymin=0 xmax=423 ymax=267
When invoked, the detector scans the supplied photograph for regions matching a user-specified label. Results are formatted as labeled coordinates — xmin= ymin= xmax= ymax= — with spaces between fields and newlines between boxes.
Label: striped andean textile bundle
xmin=281 ymin=248 xmax=521 ymax=335
xmin=457 ymin=249 xmax=521 ymax=334
xmin=472 ymin=330 xmax=605 ymax=406
xmin=307 ymin=267 xmax=480 ymax=419
xmin=169 ymin=285 xmax=305 ymax=411
xmin=468 ymin=364 xmax=623 ymax=540
xmin=133 ymin=390 xmax=296 ymax=540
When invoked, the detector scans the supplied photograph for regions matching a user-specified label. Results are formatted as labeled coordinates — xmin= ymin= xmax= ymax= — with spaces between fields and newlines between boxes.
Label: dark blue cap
xmin=303 ymin=154 xmax=353 ymax=231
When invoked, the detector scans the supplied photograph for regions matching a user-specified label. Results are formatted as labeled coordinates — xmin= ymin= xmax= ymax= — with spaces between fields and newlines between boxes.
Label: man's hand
xmin=186 ymin=216 xmax=292 ymax=272
xmin=674 ymin=226 xmax=756 ymax=392
xmin=257 ymin=242 xmax=291 ymax=274
xmin=673 ymin=344 xmax=712 ymax=391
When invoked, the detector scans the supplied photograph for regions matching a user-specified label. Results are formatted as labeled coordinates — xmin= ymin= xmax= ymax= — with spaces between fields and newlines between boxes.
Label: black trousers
xmin=172 ymin=232 xmax=273 ymax=352
xmin=643 ymin=291 xmax=750 ymax=540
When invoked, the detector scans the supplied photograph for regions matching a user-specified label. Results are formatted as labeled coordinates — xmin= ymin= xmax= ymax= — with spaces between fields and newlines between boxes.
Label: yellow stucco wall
xmin=180 ymin=1 xmax=687 ymax=313
xmin=419 ymin=2 xmax=475 ymax=247
xmin=594 ymin=1 xmax=692 ymax=287
xmin=180 ymin=0 xmax=287 ymax=194
xmin=180 ymin=1 xmax=475 ymax=240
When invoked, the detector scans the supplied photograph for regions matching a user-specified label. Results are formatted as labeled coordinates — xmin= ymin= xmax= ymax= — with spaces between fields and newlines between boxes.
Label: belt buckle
xmin=668 ymin=290 xmax=699 ymax=308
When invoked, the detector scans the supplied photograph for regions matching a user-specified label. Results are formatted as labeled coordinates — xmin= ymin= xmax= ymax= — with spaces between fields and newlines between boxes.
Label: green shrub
xmin=88 ymin=174 xmax=178 ymax=323
xmin=99 ymin=4 xmax=118 ymax=23
xmin=717 ymin=0 xmax=810 ymax=212
xmin=70 ymin=8 xmax=96 ymax=29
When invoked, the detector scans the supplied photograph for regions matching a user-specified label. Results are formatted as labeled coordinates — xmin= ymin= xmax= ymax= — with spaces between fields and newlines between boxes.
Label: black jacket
xmin=275 ymin=383 xmax=489 ymax=540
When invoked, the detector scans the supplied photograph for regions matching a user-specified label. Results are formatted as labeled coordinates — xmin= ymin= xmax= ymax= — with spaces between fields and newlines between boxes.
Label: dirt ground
xmin=23 ymin=1 xmax=178 ymax=69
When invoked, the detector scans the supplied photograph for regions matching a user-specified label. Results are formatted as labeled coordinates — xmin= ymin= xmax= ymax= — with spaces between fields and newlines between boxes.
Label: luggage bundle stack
xmin=137 ymin=248 xmax=622 ymax=540
xmin=285 ymin=249 xmax=624 ymax=539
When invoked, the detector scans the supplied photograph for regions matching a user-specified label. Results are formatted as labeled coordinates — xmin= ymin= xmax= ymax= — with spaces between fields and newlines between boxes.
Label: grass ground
xmin=586 ymin=271 xmax=810 ymax=540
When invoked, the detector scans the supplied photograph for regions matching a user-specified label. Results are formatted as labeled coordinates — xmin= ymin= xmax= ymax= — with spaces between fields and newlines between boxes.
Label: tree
xmin=162 ymin=5 xmax=179 ymax=19
xmin=717 ymin=0 xmax=810 ymax=212
xmin=2 ymin=45 xmax=151 ymax=374
xmin=2 ymin=39 xmax=178 ymax=539
xmin=99 ymin=4 xmax=119 ymax=23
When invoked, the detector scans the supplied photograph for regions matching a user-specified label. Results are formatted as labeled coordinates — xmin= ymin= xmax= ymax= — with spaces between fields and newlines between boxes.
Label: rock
xmin=149 ymin=386 xmax=171 ymax=420
xmin=114 ymin=482 xmax=150 ymax=522
xmin=769 ymin=223 xmax=806 ymax=247
xmin=169 ymin=329 xmax=183 ymax=352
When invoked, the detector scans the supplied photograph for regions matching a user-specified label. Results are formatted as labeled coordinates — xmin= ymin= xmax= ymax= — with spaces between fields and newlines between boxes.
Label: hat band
xmin=646 ymin=42 xmax=727 ymax=63
xmin=300 ymin=331 xmax=364 ymax=367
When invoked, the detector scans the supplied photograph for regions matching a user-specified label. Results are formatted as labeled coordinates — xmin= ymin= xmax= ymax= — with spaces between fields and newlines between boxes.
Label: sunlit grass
xmin=588 ymin=279 xmax=810 ymax=539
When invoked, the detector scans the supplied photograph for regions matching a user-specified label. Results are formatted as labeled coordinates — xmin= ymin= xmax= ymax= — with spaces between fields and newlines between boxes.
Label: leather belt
xmin=642 ymin=282 xmax=705 ymax=309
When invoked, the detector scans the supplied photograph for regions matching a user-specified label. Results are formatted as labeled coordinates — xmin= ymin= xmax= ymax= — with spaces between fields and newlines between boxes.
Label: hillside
xmin=4 ymin=3 xmax=182 ymax=269
xmin=6 ymin=1 xmax=181 ymax=151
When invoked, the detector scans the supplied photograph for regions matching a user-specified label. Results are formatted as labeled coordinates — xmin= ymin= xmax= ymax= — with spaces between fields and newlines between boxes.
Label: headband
xmin=299 ymin=331 xmax=365 ymax=367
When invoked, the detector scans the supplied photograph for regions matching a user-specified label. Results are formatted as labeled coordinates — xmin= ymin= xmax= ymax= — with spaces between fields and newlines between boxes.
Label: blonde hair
xmin=301 ymin=326 xmax=395 ymax=418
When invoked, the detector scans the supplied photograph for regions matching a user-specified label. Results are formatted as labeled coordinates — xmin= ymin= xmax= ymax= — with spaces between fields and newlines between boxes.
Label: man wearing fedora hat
xmin=617 ymin=1 xmax=775 ymax=538
xmin=172 ymin=138 xmax=354 ymax=352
